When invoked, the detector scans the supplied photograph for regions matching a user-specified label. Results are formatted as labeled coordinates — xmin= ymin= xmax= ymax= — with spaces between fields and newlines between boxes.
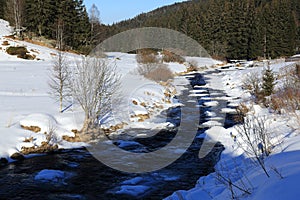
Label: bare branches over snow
xmin=70 ymin=57 xmax=121 ymax=131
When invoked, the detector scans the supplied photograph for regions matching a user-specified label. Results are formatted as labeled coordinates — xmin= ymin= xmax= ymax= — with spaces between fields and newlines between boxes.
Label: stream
xmin=0 ymin=72 xmax=238 ymax=200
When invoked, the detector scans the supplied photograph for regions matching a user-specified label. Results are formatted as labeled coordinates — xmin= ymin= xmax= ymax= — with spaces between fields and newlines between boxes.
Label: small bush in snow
xmin=136 ymin=49 xmax=159 ymax=64
xmin=187 ymin=60 xmax=198 ymax=72
xmin=162 ymin=50 xmax=185 ymax=63
xmin=242 ymin=71 xmax=261 ymax=99
xmin=144 ymin=64 xmax=174 ymax=82
xmin=271 ymin=64 xmax=300 ymax=113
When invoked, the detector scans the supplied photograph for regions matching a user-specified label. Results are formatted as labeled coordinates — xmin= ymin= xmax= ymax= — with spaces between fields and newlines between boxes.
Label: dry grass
xmin=271 ymin=64 xmax=300 ymax=113
xmin=136 ymin=48 xmax=159 ymax=64
xmin=271 ymin=88 xmax=300 ymax=113
xmin=162 ymin=50 xmax=185 ymax=63
xmin=144 ymin=64 xmax=174 ymax=82
xmin=21 ymin=125 xmax=41 ymax=133
xmin=2 ymin=41 xmax=9 ymax=46
xmin=6 ymin=46 xmax=35 ymax=60
xmin=187 ymin=60 xmax=199 ymax=72
xmin=234 ymin=103 xmax=251 ymax=123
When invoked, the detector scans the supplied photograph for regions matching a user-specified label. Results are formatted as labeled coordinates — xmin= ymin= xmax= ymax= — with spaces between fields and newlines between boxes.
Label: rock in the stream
xmin=10 ymin=152 xmax=25 ymax=161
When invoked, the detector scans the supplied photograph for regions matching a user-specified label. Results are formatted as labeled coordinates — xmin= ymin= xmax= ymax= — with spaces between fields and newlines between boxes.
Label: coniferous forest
xmin=0 ymin=0 xmax=299 ymax=59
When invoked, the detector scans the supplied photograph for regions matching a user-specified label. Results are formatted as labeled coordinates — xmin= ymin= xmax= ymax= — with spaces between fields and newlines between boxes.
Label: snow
xmin=34 ymin=169 xmax=66 ymax=182
xmin=167 ymin=59 xmax=300 ymax=200
xmin=116 ymin=185 xmax=151 ymax=196
xmin=2 ymin=19 xmax=300 ymax=199
xmin=203 ymin=101 xmax=219 ymax=107
xmin=122 ymin=177 xmax=143 ymax=185
xmin=0 ymin=19 xmax=12 ymax=37
xmin=0 ymin=19 xmax=215 ymax=161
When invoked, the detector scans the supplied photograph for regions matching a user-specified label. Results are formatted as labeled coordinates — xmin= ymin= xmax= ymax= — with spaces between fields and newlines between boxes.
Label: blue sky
xmin=84 ymin=0 xmax=187 ymax=25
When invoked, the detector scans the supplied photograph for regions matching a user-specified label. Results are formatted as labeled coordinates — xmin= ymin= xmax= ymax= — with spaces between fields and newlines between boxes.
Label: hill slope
xmin=112 ymin=0 xmax=300 ymax=60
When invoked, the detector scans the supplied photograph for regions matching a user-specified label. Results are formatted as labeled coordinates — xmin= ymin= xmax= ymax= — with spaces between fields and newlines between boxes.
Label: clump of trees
xmin=242 ymin=63 xmax=276 ymax=104
xmin=1 ymin=0 xmax=102 ymax=53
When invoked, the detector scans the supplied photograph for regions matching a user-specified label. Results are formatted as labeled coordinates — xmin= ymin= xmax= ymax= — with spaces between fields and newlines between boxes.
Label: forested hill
xmin=112 ymin=0 xmax=300 ymax=60
xmin=0 ymin=0 xmax=93 ymax=52
xmin=0 ymin=0 xmax=299 ymax=59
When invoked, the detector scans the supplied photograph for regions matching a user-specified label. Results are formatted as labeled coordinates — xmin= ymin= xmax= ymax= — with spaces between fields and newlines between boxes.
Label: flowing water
xmin=0 ymin=72 xmax=238 ymax=200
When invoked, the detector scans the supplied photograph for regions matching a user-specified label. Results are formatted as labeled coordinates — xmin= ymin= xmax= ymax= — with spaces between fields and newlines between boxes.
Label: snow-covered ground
xmin=0 ymin=20 xmax=218 ymax=162
xmin=2 ymin=19 xmax=300 ymax=199
xmin=167 ymin=61 xmax=300 ymax=199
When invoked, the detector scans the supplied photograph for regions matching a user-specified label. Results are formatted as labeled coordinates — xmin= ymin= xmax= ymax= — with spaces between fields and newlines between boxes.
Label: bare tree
xmin=56 ymin=18 xmax=64 ymax=50
xmin=70 ymin=57 xmax=120 ymax=132
xmin=89 ymin=4 xmax=101 ymax=33
xmin=49 ymin=51 xmax=70 ymax=112
xmin=6 ymin=0 xmax=25 ymax=37
xmin=88 ymin=4 xmax=101 ymax=45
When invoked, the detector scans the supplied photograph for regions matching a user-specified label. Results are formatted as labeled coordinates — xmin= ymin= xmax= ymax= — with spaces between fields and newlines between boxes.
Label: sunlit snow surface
xmin=166 ymin=60 xmax=300 ymax=200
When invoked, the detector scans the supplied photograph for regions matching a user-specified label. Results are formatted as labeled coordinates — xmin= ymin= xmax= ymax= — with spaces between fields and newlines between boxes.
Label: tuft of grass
xmin=162 ymin=50 xmax=185 ymax=63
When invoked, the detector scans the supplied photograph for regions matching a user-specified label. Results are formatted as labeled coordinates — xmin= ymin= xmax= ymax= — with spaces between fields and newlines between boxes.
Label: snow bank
xmin=0 ymin=19 xmax=12 ymax=37
xmin=167 ymin=59 xmax=300 ymax=200
xmin=116 ymin=185 xmax=150 ymax=196
xmin=34 ymin=169 xmax=67 ymax=183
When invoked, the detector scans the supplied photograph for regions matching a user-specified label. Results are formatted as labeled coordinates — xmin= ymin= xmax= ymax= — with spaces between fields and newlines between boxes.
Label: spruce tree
xmin=262 ymin=64 xmax=276 ymax=96
xmin=0 ymin=0 xmax=5 ymax=19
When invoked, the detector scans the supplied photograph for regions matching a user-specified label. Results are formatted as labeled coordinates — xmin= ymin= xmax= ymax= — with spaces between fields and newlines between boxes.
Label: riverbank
xmin=167 ymin=60 xmax=300 ymax=200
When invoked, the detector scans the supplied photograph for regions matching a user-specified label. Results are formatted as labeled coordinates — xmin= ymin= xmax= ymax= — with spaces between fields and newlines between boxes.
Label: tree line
xmin=111 ymin=0 xmax=300 ymax=60
xmin=0 ymin=0 xmax=104 ymax=53
xmin=1 ymin=0 xmax=299 ymax=58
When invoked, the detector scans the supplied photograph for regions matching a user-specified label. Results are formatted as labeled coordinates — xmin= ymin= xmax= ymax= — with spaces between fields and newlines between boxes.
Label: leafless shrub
xmin=70 ymin=57 xmax=121 ymax=132
xmin=136 ymin=49 xmax=159 ymax=64
xmin=46 ymin=122 xmax=60 ymax=145
xmin=162 ymin=50 xmax=185 ymax=63
xmin=271 ymin=88 xmax=300 ymax=113
xmin=144 ymin=64 xmax=174 ymax=82
xmin=137 ymin=63 xmax=158 ymax=76
xmin=242 ymin=71 xmax=261 ymax=98
xmin=278 ymin=64 xmax=300 ymax=89
xmin=271 ymin=64 xmax=300 ymax=113
xmin=235 ymin=115 xmax=272 ymax=177
xmin=187 ymin=60 xmax=198 ymax=72
xmin=234 ymin=103 xmax=251 ymax=123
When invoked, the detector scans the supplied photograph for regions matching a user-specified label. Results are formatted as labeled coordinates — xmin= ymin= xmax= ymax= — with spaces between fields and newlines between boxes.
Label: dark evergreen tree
xmin=262 ymin=64 xmax=276 ymax=96
xmin=25 ymin=0 xmax=56 ymax=37
xmin=0 ymin=0 xmax=5 ymax=19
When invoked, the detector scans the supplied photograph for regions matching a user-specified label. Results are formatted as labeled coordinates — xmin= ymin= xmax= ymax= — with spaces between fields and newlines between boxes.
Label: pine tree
xmin=262 ymin=64 xmax=276 ymax=96
xmin=25 ymin=0 xmax=56 ymax=37
xmin=0 ymin=0 xmax=5 ymax=19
